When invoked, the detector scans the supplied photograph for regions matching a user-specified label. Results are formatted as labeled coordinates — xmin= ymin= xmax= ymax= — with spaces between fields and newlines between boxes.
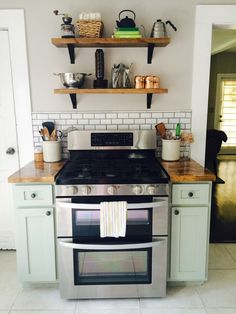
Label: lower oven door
xmin=57 ymin=236 xmax=167 ymax=299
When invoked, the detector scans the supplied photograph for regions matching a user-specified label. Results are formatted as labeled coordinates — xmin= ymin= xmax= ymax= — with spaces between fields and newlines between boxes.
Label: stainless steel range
xmin=55 ymin=130 xmax=169 ymax=299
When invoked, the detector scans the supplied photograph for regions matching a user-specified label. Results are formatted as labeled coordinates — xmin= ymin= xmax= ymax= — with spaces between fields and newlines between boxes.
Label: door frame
xmin=191 ymin=5 xmax=236 ymax=165
xmin=0 ymin=9 xmax=33 ymax=167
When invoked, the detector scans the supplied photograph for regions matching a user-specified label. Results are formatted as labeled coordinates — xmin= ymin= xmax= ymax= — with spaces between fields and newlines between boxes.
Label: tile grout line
xmin=8 ymin=285 xmax=23 ymax=313
xmin=194 ymin=283 xmax=209 ymax=312
xmin=225 ymin=244 xmax=236 ymax=264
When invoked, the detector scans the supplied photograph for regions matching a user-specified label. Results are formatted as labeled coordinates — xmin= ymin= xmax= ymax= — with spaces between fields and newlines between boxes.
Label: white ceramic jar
xmin=43 ymin=141 xmax=61 ymax=162
xmin=161 ymin=139 xmax=180 ymax=161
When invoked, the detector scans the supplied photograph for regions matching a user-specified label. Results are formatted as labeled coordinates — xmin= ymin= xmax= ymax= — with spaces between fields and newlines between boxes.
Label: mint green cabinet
xmin=13 ymin=184 xmax=56 ymax=282
xmin=169 ymin=183 xmax=212 ymax=282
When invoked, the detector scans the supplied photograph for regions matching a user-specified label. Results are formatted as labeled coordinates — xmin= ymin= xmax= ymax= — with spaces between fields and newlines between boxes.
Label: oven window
xmin=75 ymin=209 xmax=149 ymax=225
xmin=73 ymin=248 xmax=151 ymax=285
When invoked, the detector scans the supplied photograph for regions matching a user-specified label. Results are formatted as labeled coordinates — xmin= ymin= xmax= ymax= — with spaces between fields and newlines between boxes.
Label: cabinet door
xmin=15 ymin=207 xmax=56 ymax=282
xmin=170 ymin=206 xmax=209 ymax=281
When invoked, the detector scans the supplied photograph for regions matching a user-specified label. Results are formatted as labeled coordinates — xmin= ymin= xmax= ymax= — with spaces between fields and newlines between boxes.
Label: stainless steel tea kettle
xmin=116 ymin=9 xmax=136 ymax=28
xmin=151 ymin=19 xmax=177 ymax=38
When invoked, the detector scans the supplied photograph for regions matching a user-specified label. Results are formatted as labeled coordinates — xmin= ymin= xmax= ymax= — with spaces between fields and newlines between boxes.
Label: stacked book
xmin=113 ymin=27 xmax=142 ymax=38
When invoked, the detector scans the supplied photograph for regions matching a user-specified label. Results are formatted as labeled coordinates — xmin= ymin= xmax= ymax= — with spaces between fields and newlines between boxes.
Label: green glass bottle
xmin=175 ymin=123 xmax=181 ymax=139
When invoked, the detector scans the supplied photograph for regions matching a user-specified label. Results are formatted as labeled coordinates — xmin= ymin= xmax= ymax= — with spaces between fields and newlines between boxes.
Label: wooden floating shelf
xmin=54 ymin=88 xmax=168 ymax=109
xmin=51 ymin=37 xmax=170 ymax=48
xmin=51 ymin=37 xmax=170 ymax=64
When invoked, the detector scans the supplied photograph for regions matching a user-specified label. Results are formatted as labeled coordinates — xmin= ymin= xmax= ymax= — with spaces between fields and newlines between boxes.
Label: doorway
xmin=0 ymin=10 xmax=34 ymax=249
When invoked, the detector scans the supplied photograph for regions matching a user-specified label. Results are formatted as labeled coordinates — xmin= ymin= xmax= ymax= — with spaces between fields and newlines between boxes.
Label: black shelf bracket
xmin=67 ymin=44 xmax=75 ymax=64
xmin=69 ymin=93 xmax=77 ymax=109
xmin=147 ymin=93 xmax=153 ymax=109
xmin=147 ymin=43 xmax=155 ymax=64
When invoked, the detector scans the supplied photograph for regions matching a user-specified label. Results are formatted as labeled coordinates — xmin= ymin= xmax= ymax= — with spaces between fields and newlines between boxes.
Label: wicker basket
xmin=75 ymin=20 xmax=104 ymax=38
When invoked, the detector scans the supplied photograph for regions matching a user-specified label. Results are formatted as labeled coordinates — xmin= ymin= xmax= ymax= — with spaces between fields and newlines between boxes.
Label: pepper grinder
xmin=93 ymin=49 xmax=108 ymax=88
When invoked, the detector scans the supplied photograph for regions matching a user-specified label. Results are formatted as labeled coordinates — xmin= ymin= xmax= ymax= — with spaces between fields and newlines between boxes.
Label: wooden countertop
xmin=8 ymin=158 xmax=215 ymax=184
xmin=161 ymin=158 xmax=216 ymax=182
xmin=8 ymin=160 xmax=66 ymax=183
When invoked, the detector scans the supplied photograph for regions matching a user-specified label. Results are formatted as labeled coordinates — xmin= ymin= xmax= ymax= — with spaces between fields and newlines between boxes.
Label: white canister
xmin=161 ymin=139 xmax=180 ymax=161
xmin=43 ymin=141 xmax=61 ymax=162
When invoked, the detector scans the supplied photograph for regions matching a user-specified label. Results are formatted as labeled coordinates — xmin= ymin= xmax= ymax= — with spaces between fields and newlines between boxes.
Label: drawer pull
xmin=174 ymin=209 xmax=179 ymax=215
xmin=188 ymin=192 xmax=194 ymax=198
xmin=46 ymin=211 xmax=51 ymax=216
xmin=31 ymin=193 xmax=36 ymax=199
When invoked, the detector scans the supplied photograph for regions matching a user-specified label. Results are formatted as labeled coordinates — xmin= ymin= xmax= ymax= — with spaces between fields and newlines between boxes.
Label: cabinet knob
xmin=45 ymin=211 xmax=51 ymax=216
xmin=188 ymin=192 xmax=194 ymax=197
xmin=31 ymin=193 xmax=36 ymax=199
xmin=174 ymin=209 xmax=179 ymax=215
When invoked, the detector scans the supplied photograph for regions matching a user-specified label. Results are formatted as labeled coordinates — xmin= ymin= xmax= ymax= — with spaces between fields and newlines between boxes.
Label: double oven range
xmin=55 ymin=130 xmax=169 ymax=299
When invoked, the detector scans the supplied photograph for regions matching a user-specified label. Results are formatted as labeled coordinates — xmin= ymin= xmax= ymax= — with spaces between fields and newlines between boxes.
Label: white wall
xmin=1 ymin=0 xmax=236 ymax=112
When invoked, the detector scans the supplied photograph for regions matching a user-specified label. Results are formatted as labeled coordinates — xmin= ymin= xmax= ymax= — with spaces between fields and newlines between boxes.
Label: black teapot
xmin=116 ymin=9 xmax=136 ymax=28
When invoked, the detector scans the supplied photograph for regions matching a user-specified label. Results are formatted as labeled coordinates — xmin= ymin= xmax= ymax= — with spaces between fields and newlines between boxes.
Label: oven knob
xmin=133 ymin=185 xmax=143 ymax=195
xmin=81 ymin=186 xmax=91 ymax=195
xmin=67 ymin=186 xmax=78 ymax=195
xmin=107 ymin=185 xmax=117 ymax=195
xmin=147 ymin=185 xmax=156 ymax=195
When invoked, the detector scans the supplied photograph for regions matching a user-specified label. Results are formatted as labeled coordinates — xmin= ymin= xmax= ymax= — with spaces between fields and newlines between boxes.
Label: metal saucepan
xmin=54 ymin=72 xmax=92 ymax=88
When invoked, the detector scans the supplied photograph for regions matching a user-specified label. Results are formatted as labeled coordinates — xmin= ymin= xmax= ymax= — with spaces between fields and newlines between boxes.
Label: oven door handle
xmin=58 ymin=237 xmax=166 ymax=250
xmin=57 ymin=200 xmax=166 ymax=210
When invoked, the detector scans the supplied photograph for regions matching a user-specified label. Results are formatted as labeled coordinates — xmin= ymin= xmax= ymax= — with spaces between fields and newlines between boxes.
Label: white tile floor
xmin=1 ymin=244 xmax=236 ymax=314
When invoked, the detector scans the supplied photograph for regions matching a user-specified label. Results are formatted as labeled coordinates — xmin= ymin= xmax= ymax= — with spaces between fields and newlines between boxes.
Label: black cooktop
xmin=56 ymin=151 xmax=169 ymax=185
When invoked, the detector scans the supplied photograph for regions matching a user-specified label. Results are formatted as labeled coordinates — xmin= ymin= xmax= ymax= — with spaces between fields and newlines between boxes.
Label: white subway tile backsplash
xmin=135 ymin=119 xmax=145 ymax=124
xmin=66 ymin=119 xmax=77 ymax=125
xmin=175 ymin=112 xmax=186 ymax=118
xmin=32 ymin=119 xmax=43 ymax=126
xmin=163 ymin=112 xmax=174 ymax=118
xmin=106 ymin=113 xmax=117 ymax=119
xmin=123 ymin=119 xmax=134 ymax=124
xmin=37 ymin=114 xmax=49 ymax=119
xmin=60 ymin=113 xmax=71 ymax=119
xmin=107 ymin=125 xmax=118 ymax=130
xmin=129 ymin=125 xmax=139 ymax=130
xmin=146 ymin=118 xmax=156 ymax=124
xmin=101 ymin=119 xmax=112 ymax=124
xmin=48 ymin=113 xmax=60 ymax=119
xmin=32 ymin=111 xmax=192 ymax=157
xmin=118 ymin=113 xmax=129 ymax=118
xmin=152 ymin=112 xmax=163 ymax=118
xmin=96 ymin=125 xmax=106 ymax=130
xmin=169 ymin=118 xmax=180 ymax=124
xmin=94 ymin=113 xmax=106 ymax=119
xmin=141 ymin=113 xmax=151 ymax=118
xmin=72 ymin=113 xmax=83 ymax=119
xmin=77 ymin=119 xmax=89 ymax=124
xmin=118 ymin=124 xmax=129 ymax=130
xmin=140 ymin=125 xmax=151 ymax=130
xmin=180 ymin=118 xmax=191 ymax=124
xmin=83 ymin=113 xmax=94 ymax=119
xmin=112 ymin=119 xmax=122 ymax=124
xmin=85 ymin=125 xmax=96 ymax=130
xmin=129 ymin=113 xmax=140 ymax=118
xmin=89 ymin=119 xmax=100 ymax=125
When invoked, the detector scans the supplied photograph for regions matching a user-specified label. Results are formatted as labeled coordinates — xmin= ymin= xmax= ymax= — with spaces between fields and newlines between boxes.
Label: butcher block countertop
xmin=8 ymin=160 xmax=66 ymax=183
xmin=161 ymin=158 xmax=216 ymax=182
xmin=8 ymin=158 xmax=215 ymax=184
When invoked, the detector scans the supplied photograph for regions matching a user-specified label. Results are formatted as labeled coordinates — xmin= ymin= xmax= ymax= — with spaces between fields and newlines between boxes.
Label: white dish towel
xmin=100 ymin=201 xmax=127 ymax=238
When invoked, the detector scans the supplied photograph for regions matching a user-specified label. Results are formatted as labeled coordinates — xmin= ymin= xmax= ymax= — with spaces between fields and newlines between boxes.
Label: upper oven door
xmin=56 ymin=196 xmax=168 ymax=241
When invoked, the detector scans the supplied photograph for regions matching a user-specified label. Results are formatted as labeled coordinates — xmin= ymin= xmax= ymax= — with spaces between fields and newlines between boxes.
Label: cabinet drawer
xmin=172 ymin=184 xmax=210 ymax=205
xmin=14 ymin=185 xmax=53 ymax=207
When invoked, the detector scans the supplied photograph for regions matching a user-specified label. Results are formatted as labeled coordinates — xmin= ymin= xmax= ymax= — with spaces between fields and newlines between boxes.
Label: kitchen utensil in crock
xmin=54 ymin=73 xmax=92 ymax=88
xmin=42 ymin=121 xmax=55 ymax=135
xmin=155 ymin=123 xmax=166 ymax=138
xmin=116 ymin=9 xmax=136 ymax=28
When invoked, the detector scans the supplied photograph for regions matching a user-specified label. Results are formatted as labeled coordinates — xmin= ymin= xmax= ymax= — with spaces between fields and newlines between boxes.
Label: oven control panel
xmin=56 ymin=184 xmax=169 ymax=197
xmin=91 ymin=132 xmax=133 ymax=146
